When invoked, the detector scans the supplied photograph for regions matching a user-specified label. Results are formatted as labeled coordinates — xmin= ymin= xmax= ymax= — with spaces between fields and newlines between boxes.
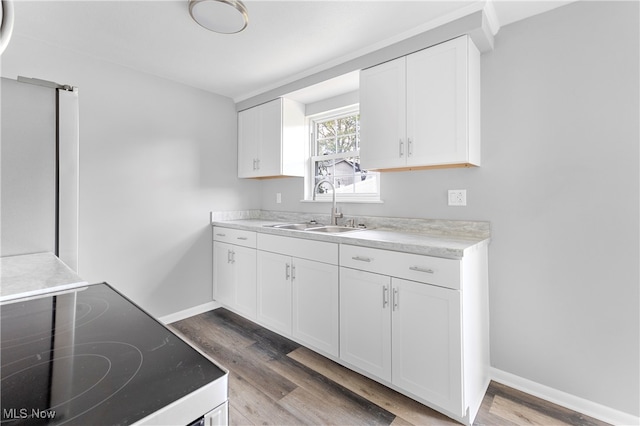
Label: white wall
xmin=1 ymin=34 xmax=262 ymax=317
xmin=260 ymin=1 xmax=640 ymax=418
xmin=482 ymin=1 xmax=638 ymax=417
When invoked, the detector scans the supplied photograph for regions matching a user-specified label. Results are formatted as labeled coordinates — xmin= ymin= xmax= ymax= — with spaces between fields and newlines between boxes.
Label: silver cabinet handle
xmin=256 ymin=158 xmax=260 ymax=170
xmin=286 ymin=263 xmax=291 ymax=280
xmin=231 ymin=250 xmax=235 ymax=264
xmin=291 ymin=264 xmax=296 ymax=280
xmin=399 ymin=139 xmax=404 ymax=157
xmin=252 ymin=159 xmax=256 ymax=170
xmin=382 ymin=285 xmax=389 ymax=308
xmin=408 ymin=138 xmax=413 ymax=157
xmin=216 ymin=233 xmax=226 ymax=237
xmin=409 ymin=266 xmax=434 ymax=274
xmin=352 ymin=256 xmax=372 ymax=262
xmin=392 ymin=287 xmax=399 ymax=311
xmin=227 ymin=249 xmax=232 ymax=263
xmin=236 ymin=236 xmax=248 ymax=240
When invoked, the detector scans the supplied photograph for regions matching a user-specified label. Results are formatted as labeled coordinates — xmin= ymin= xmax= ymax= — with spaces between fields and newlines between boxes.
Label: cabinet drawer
xmin=257 ymin=233 xmax=338 ymax=265
xmin=340 ymin=245 xmax=460 ymax=290
xmin=213 ymin=227 xmax=256 ymax=248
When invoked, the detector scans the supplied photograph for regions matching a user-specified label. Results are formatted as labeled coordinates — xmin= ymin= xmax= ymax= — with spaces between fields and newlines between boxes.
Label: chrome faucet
xmin=313 ymin=179 xmax=343 ymax=225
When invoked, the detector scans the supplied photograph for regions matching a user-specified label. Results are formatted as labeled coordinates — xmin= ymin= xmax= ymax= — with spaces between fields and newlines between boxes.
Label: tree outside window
xmin=310 ymin=107 xmax=379 ymax=201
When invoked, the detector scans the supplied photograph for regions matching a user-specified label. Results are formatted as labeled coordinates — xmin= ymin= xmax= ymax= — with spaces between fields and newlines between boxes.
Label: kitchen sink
xmin=270 ymin=223 xmax=319 ymax=230
xmin=264 ymin=223 xmax=364 ymax=234
xmin=305 ymin=226 xmax=362 ymax=234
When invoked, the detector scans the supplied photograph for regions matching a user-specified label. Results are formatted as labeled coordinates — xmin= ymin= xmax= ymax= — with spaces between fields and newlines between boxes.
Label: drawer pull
xmin=236 ymin=236 xmax=248 ymax=240
xmin=352 ymin=256 xmax=372 ymax=262
xmin=216 ymin=233 xmax=226 ymax=237
xmin=409 ymin=266 xmax=434 ymax=274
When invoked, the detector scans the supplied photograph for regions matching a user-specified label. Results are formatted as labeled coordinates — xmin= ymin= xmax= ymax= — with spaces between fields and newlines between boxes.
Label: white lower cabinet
xmin=339 ymin=244 xmax=488 ymax=425
xmin=257 ymin=233 xmax=339 ymax=357
xmin=205 ymin=401 xmax=228 ymax=426
xmin=214 ymin=227 xmax=488 ymax=425
xmin=213 ymin=240 xmax=235 ymax=307
xmin=339 ymin=269 xmax=462 ymax=415
xmin=391 ymin=277 xmax=462 ymax=416
xmin=292 ymin=258 xmax=339 ymax=357
xmin=213 ymin=227 xmax=257 ymax=320
xmin=256 ymin=250 xmax=293 ymax=336
xmin=339 ymin=267 xmax=392 ymax=381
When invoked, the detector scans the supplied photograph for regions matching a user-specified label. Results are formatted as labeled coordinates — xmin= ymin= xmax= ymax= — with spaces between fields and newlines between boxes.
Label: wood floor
xmin=170 ymin=308 xmax=609 ymax=426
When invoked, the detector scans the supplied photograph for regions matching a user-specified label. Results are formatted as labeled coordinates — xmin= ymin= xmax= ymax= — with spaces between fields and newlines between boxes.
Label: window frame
xmin=306 ymin=105 xmax=381 ymax=203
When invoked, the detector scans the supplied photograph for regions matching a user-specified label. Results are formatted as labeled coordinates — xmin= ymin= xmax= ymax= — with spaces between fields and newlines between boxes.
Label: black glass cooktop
xmin=1 ymin=283 xmax=226 ymax=425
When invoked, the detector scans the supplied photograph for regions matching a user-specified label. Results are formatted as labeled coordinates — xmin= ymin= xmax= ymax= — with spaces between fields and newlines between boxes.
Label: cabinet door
xmin=237 ymin=106 xmax=259 ymax=178
xmin=233 ymin=245 xmax=257 ymax=320
xmin=256 ymin=98 xmax=282 ymax=177
xmin=257 ymin=250 xmax=292 ymax=336
xmin=292 ymin=258 xmax=339 ymax=357
xmin=339 ymin=267 xmax=391 ymax=381
xmin=359 ymin=57 xmax=407 ymax=170
xmin=391 ymin=278 xmax=463 ymax=416
xmin=206 ymin=401 xmax=228 ymax=426
xmin=213 ymin=241 xmax=234 ymax=307
xmin=406 ymin=36 xmax=468 ymax=166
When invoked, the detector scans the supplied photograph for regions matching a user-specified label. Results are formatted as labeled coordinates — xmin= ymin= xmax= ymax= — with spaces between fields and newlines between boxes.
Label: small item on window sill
xmin=358 ymin=223 xmax=367 ymax=229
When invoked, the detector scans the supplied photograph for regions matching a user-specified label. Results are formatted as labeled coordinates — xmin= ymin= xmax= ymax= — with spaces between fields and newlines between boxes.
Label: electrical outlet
xmin=448 ymin=189 xmax=467 ymax=206
xmin=276 ymin=193 xmax=282 ymax=204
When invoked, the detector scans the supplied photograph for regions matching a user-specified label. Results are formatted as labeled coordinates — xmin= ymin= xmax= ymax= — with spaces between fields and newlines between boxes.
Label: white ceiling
xmin=10 ymin=0 xmax=575 ymax=104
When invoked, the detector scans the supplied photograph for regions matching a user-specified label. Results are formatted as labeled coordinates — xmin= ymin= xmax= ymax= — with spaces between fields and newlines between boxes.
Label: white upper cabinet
xmin=237 ymin=98 xmax=305 ymax=178
xmin=359 ymin=57 xmax=407 ymax=170
xmin=360 ymin=35 xmax=480 ymax=171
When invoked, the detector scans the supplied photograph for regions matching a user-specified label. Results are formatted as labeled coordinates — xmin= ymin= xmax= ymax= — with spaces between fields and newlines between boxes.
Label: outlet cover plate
xmin=448 ymin=189 xmax=467 ymax=206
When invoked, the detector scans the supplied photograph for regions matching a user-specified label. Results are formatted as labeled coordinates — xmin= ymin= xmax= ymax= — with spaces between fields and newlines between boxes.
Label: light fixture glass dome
xmin=189 ymin=0 xmax=248 ymax=34
xmin=0 ymin=0 xmax=15 ymax=55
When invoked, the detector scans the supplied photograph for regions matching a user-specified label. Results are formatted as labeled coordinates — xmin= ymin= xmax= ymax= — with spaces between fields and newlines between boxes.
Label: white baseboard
xmin=490 ymin=368 xmax=640 ymax=426
xmin=158 ymin=301 xmax=220 ymax=324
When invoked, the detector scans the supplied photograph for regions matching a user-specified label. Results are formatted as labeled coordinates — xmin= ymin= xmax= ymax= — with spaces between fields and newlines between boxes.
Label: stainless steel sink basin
xmin=265 ymin=222 xmax=325 ymax=231
xmin=271 ymin=223 xmax=316 ymax=230
xmin=305 ymin=226 xmax=362 ymax=234
xmin=264 ymin=223 xmax=363 ymax=234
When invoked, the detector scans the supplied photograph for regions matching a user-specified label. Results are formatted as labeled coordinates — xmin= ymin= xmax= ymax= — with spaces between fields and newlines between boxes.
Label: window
xmin=309 ymin=106 xmax=380 ymax=202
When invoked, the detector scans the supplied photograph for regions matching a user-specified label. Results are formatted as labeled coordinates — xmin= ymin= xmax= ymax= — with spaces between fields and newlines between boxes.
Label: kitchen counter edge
xmin=211 ymin=219 xmax=490 ymax=260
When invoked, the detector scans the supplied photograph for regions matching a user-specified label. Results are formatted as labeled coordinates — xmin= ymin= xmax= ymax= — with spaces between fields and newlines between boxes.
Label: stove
xmin=0 ymin=283 xmax=228 ymax=425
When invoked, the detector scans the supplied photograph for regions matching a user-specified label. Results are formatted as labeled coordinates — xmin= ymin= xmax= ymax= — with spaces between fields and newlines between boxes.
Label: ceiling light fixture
xmin=0 ymin=0 xmax=15 ymax=55
xmin=189 ymin=0 xmax=248 ymax=34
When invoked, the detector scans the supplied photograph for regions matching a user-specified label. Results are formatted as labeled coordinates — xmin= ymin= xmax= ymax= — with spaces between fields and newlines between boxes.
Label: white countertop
xmin=0 ymin=252 xmax=87 ymax=302
xmin=211 ymin=218 xmax=489 ymax=259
